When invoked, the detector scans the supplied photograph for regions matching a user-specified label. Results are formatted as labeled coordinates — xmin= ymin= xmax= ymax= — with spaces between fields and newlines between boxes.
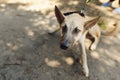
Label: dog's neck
xmin=64 ymin=11 xmax=85 ymax=17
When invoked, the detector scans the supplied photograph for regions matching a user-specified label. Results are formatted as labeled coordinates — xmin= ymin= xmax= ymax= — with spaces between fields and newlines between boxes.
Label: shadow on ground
xmin=0 ymin=1 xmax=120 ymax=80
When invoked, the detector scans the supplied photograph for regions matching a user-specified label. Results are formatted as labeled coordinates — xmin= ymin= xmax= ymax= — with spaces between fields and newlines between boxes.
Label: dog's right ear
xmin=55 ymin=5 xmax=65 ymax=25
xmin=84 ymin=16 xmax=100 ymax=30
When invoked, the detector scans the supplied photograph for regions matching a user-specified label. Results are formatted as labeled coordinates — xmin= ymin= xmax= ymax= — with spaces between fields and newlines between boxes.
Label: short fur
xmin=49 ymin=6 xmax=101 ymax=77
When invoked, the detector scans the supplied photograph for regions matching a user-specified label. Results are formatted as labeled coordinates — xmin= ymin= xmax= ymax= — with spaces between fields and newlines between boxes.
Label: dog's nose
xmin=60 ymin=43 xmax=68 ymax=50
xmin=60 ymin=41 xmax=69 ymax=50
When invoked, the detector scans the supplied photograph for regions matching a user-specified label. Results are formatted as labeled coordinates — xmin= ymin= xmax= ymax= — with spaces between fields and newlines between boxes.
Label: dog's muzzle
xmin=60 ymin=41 xmax=69 ymax=50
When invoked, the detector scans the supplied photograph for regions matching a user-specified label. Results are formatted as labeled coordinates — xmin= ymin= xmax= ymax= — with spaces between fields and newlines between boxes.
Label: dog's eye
xmin=62 ymin=25 xmax=67 ymax=33
xmin=73 ymin=27 xmax=81 ymax=34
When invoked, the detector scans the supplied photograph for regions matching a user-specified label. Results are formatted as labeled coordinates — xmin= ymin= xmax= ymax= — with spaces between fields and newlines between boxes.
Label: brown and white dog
xmin=49 ymin=6 xmax=101 ymax=77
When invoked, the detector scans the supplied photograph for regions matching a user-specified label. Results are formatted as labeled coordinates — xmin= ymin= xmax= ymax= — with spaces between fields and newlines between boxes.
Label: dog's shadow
xmin=33 ymin=32 xmax=85 ymax=77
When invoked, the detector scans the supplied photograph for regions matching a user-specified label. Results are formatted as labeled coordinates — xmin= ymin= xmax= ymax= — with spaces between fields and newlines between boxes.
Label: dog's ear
xmin=84 ymin=16 xmax=100 ymax=30
xmin=55 ymin=5 xmax=65 ymax=25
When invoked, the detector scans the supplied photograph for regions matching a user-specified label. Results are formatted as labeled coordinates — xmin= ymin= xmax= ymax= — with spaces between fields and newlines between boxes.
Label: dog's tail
xmin=101 ymin=22 xmax=119 ymax=36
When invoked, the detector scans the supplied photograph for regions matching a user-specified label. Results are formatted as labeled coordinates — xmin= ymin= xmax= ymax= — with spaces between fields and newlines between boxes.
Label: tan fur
xmin=49 ymin=6 xmax=101 ymax=77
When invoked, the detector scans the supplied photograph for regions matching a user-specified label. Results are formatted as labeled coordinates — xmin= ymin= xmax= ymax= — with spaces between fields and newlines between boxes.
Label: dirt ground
xmin=0 ymin=0 xmax=120 ymax=80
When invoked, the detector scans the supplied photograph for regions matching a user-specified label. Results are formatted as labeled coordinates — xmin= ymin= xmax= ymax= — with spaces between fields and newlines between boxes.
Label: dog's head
xmin=55 ymin=6 xmax=100 ymax=50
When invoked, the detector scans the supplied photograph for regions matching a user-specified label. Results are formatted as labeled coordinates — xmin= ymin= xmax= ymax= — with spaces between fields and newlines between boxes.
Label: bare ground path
xmin=0 ymin=1 xmax=120 ymax=80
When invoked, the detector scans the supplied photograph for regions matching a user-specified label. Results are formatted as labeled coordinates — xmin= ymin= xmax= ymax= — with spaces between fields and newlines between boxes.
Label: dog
xmin=49 ymin=6 xmax=101 ymax=77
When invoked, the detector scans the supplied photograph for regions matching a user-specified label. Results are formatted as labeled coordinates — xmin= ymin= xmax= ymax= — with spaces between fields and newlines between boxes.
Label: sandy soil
xmin=0 ymin=1 xmax=120 ymax=80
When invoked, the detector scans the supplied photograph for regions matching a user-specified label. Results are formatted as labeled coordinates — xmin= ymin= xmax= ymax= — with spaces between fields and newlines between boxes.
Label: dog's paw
xmin=85 ymin=72 xmax=89 ymax=77
xmin=89 ymin=44 xmax=96 ymax=51
xmin=83 ymin=65 xmax=89 ymax=77
xmin=83 ymin=69 xmax=89 ymax=77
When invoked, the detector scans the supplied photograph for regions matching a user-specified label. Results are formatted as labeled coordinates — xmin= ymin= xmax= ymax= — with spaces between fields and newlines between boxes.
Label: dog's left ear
xmin=84 ymin=16 xmax=100 ymax=30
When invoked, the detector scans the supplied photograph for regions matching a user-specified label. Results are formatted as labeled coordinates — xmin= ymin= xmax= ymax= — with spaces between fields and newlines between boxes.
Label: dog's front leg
xmin=79 ymin=34 xmax=89 ymax=77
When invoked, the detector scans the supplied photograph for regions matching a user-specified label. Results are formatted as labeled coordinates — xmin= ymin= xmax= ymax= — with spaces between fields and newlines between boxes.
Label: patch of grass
xmin=98 ymin=20 xmax=107 ymax=30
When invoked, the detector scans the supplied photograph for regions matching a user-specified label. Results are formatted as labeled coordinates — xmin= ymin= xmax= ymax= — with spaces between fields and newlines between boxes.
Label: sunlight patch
xmin=63 ymin=57 xmax=74 ymax=65
xmin=91 ymin=51 xmax=100 ymax=59
xmin=45 ymin=58 xmax=61 ymax=68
